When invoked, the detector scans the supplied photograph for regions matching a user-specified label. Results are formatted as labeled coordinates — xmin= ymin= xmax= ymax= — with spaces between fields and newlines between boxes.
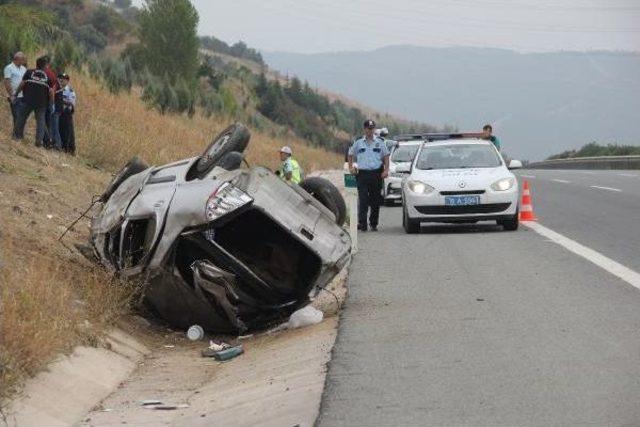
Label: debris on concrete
xmin=139 ymin=399 xmax=163 ymax=406
xmin=286 ymin=306 xmax=324 ymax=329
xmin=187 ymin=324 xmax=205 ymax=341
xmin=146 ymin=404 xmax=190 ymax=410
xmin=202 ymin=344 xmax=244 ymax=361
xmin=207 ymin=340 xmax=231 ymax=352
xmin=163 ymin=345 xmax=175 ymax=349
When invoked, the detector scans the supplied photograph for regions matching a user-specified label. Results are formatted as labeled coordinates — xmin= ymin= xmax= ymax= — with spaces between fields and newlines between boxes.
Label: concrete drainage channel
xmin=6 ymin=171 xmax=351 ymax=427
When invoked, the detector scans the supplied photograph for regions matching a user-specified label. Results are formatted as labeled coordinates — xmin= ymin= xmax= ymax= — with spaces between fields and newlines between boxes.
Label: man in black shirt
xmin=13 ymin=57 xmax=52 ymax=147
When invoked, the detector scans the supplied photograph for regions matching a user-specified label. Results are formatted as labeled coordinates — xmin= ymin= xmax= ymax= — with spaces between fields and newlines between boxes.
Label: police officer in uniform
xmin=348 ymin=119 xmax=390 ymax=232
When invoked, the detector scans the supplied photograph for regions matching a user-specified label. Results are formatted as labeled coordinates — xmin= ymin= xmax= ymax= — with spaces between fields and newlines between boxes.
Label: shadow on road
xmin=419 ymin=224 xmax=505 ymax=234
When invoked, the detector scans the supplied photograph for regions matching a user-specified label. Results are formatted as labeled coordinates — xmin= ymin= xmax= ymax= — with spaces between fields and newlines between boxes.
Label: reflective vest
xmin=279 ymin=157 xmax=302 ymax=184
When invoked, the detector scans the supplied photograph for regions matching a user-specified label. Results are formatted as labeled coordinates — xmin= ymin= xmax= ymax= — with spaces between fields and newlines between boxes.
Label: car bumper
xmin=403 ymin=187 xmax=518 ymax=222
xmin=384 ymin=176 xmax=404 ymax=200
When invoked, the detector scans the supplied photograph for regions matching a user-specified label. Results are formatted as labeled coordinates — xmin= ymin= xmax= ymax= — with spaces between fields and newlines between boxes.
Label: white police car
xmin=383 ymin=141 xmax=420 ymax=205
xmin=399 ymin=134 xmax=522 ymax=233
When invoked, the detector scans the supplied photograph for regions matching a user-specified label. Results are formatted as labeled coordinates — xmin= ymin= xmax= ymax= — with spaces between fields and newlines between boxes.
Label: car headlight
xmin=205 ymin=182 xmax=253 ymax=221
xmin=490 ymin=177 xmax=515 ymax=191
xmin=406 ymin=180 xmax=435 ymax=195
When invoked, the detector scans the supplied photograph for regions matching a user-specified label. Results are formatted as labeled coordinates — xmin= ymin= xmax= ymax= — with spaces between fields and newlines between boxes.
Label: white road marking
xmin=590 ymin=185 xmax=622 ymax=192
xmin=524 ymin=222 xmax=640 ymax=291
xmin=552 ymin=179 xmax=571 ymax=183
xmin=618 ymin=173 xmax=638 ymax=178
xmin=520 ymin=174 xmax=536 ymax=179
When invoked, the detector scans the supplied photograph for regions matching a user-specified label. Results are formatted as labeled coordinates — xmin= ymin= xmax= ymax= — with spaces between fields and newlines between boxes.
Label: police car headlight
xmin=490 ymin=177 xmax=515 ymax=191
xmin=205 ymin=182 xmax=253 ymax=221
xmin=407 ymin=180 xmax=434 ymax=195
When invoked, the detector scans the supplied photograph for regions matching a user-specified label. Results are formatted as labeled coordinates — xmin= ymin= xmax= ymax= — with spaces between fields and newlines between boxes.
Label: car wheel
xmin=403 ymin=204 xmax=420 ymax=234
xmin=299 ymin=177 xmax=347 ymax=227
xmin=216 ymin=151 xmax=244 ymax=171
xmin=193 ymin=123 xmax=250 ymax=179
xmin=100 ymin=156 xmax=149 ymax=202
xmin=501 ymin=210 xmax=519 ymax=231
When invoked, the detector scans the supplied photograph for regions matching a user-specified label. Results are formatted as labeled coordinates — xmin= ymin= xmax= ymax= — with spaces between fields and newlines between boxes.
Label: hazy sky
xmin=187 ymin=0 xmax=640 ymax=53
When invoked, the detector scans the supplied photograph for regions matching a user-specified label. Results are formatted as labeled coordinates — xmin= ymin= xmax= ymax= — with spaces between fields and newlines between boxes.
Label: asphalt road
xmin=318 ymin=170 xmax=640 ymax=426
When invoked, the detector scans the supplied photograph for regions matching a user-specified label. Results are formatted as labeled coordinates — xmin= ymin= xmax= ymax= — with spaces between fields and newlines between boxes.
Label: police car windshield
xmin=391 ymin=145 xmax=419 ymax=163
xmin=415 ymin=144 xmax=502 ymax=170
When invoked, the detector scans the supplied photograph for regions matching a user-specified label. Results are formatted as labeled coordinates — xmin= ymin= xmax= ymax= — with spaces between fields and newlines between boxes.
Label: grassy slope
xmin=0 ymin=70 xmax=341 ymax=407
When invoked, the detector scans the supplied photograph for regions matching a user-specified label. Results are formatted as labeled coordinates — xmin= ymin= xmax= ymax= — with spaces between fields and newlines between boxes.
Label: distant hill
xmin=265 ymin=46 xmax=640 ymax=161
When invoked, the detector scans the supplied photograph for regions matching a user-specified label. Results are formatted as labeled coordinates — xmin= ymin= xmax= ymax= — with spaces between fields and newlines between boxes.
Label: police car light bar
xmin=393 ymin=132 xmax=484 ymax=142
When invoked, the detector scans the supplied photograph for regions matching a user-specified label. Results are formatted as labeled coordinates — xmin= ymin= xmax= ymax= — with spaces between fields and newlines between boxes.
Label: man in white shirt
xmin=4 ymin=51 xmax=27 ymax=133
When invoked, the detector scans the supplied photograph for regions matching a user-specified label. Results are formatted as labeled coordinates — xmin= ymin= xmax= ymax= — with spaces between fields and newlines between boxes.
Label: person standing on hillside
xmin=13 ymin=56 xmax=52 ymax=147
xmin=57 ymin=73 xmax=76 ymax=154
xmin=278 ymin=146 xmax=302 ymax=184
xmin=41 ymin=56 xmax=58 ymax=148
xmin=481 ymin=124 xmax=501 ymax=151
xmin=348 ymin=119 xmax=390 ymax=232
xmin=4 ymin=52 xmax=27 ymax=136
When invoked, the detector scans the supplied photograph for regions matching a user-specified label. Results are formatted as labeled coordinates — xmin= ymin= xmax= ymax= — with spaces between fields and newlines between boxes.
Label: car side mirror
xmin=508 ymin=160 xmax=523 ymax=170
xmin=395 ymin=164 xmax=411 ymax=173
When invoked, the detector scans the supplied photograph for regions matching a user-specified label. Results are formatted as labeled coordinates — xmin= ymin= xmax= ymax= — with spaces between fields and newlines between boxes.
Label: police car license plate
xmin=445 ymin=196 xmax=480 ymax=206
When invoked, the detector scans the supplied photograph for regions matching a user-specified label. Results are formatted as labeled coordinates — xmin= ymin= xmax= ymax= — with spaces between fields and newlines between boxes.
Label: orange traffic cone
xmin=519 ymin=180 xmax=537 ymax=221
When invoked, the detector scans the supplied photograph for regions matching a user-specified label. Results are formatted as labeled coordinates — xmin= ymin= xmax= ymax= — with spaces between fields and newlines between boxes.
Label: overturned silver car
xmin=88 ymin=123 xmax=351 ymax=334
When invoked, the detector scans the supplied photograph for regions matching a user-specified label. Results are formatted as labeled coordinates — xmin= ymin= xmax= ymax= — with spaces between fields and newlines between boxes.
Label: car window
xmin=415 ymin=144 xmax=502 ymax=170
xmin=391 ymin=145 xmax=419 ymax=162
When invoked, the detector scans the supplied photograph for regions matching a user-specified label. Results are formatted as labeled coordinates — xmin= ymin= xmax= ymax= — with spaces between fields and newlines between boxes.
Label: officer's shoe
xmin=357 ymin=224 xmax=367 ymax=232
xmin=370 ymin=225 xmax=378 ymax=232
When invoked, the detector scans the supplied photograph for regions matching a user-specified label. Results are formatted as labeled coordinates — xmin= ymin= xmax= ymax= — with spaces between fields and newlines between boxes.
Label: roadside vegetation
xmin=547 ymin=142 xmax=640 ymax=160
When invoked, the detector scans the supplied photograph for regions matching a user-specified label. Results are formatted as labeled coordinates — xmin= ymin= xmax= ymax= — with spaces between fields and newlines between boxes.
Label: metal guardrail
xmin=528 ymin=155 xmax=640 ymax=170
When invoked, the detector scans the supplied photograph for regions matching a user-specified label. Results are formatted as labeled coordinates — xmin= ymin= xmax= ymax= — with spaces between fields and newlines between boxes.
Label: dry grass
xmin=0 ymin=70 xmax=341 ymax=411
xmin=72 ymin=72 xmax=340 ymax=173
xmin=0 ymin=140 xmax=140 ymax=410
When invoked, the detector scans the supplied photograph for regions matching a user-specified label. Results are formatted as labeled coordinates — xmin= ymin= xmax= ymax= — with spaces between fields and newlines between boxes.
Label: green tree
xmin=0 ymin=4 xmax=57 ymax=62
xmin=137 ymin=0 xmax=199 ymax=84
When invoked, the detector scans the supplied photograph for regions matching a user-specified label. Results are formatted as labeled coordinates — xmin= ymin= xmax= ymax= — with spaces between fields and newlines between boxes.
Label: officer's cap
xmin=363 ymin=119 xmax=376 ymax=129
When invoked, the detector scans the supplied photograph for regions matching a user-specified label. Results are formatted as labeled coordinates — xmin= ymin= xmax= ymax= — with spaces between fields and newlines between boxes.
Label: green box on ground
xmin=344 ymin=173 xmax=357 ymax=188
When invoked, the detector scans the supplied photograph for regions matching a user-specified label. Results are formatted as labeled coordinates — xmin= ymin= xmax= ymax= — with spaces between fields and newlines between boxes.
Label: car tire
xmin=500 ymin=210 xmax=519 ymax=231
xmin=100 ymin=156 xmax=149 ymax=202
xmin=299 ymin=177 xmax=347 ymax=227
xmin=194 ymin=123 xmax=250 ymax=179
xmin=216 ymin=151 xmax=244 ymax=171
xmin=403 ymin=203 xmax=420 ymax=234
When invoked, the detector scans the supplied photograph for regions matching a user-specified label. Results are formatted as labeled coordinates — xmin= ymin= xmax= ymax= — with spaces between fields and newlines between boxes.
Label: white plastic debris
xmin=286 ymin=306 xmax=323 ymax=329
xmin=186 ymin=324 xmax=204 ymax=341
xmin=207 ymin=340 xmax=230 ymax=352
xmin=46 ymin=214 xmax=53 ymax=219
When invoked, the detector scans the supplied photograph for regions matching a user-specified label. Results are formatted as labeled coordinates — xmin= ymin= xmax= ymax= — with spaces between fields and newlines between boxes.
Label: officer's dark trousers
xmin=356 ymin=169 xmax=383 ymax=228
xmin=59 ymin=112 xmax=75 ymax=154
